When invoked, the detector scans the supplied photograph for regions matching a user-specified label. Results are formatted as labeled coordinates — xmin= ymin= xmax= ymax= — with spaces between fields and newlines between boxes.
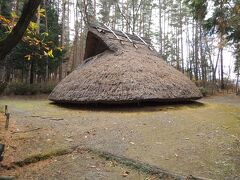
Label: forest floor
xmin=0 ymin=94 xmax=239 ymax=179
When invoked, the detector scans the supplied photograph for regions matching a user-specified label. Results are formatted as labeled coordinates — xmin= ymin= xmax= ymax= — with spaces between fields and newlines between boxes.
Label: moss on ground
xmin=13 ymin=146 xmax=78 ymax=167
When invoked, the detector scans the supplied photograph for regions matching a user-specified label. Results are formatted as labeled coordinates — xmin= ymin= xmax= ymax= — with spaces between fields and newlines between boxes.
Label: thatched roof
xmin=49 ymin=24 xmax=202 ymax=104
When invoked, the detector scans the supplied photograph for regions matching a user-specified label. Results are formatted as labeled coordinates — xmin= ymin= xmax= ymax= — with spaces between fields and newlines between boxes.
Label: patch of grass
xmin=88 ymin=148 xmax=202 ymax=180
xmin=13 ymin=146 xmax=78 ymax=167
xmin=0 ymin=105 xmax=4 ymax=113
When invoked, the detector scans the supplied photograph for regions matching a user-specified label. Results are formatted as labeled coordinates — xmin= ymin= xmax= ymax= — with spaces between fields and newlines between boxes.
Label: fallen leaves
xmin=122 ymin=171 xmax=130 ymax=177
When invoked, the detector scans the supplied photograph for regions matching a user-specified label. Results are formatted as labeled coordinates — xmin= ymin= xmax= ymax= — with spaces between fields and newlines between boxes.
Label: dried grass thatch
xmin=49 ymin=25 xmax=202 ymax=104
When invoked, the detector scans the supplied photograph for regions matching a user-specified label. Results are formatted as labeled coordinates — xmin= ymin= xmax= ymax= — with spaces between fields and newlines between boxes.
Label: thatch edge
xmin=49 ymin=96 xmax=202 ymax=105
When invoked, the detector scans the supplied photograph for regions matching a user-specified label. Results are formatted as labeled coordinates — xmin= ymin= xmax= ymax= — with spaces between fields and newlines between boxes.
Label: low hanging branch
xmin=0 ymin=0 xmax=42 ymax=61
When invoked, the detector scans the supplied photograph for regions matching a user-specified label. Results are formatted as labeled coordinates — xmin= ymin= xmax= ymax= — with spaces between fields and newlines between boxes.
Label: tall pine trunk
xmin=59 ymin=0 xmax=66 ymax=81
xmin=159 ymin=0 xmax=162 ymax=54
xmin=194 ymin=21 xmax=199 ymax=81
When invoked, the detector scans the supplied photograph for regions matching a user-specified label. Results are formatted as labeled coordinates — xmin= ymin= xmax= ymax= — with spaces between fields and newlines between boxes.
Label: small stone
xmin=231 ymin=135 xmax=237 ymax=138
xmin=122 ymin=171 xmax=130 ymax=177
xmin=66 ymin=138 xmax=73 ymax=142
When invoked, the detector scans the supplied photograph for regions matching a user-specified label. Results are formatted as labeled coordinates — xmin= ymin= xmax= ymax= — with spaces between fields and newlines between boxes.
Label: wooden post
xmin=4 ymin=105 xmax=8 ymax=115
xmin=5 ymin=113 xmax=10 ymax=130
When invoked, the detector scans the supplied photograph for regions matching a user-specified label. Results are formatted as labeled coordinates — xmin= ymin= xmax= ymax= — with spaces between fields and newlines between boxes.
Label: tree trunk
xmin=159 ymin=0 xmax=162 ymax=54
xmin=219 ymin=0 xmax=225 ymax=90
xmin=194 ymin=21 xmax=199 ymax=81
xmin=0 ymin=0 xmax=42 ymax=61
xmin=59 ymin=0 xmax=66 ymax=81
xmin=236 ymin=69 xmax=239 ymax=94
xmin=220 ymin=47 xmax=224 ymax=89
xmin=132 ymin=0 xmax=135 ymax=33
xmin=30 ymin=60 xmax=34 ymax=84
xmin=44 ymin=0 xmax=49 ymax=82
xmin=180 ymin=3 xmax=184 ymax=73
xmin=162 ymin=0 xmax=166 ymax=55
xmin=15 ymin=0 xmax=20 ymax=15
xmin=199 ymin=24 xmax=205 ymax=85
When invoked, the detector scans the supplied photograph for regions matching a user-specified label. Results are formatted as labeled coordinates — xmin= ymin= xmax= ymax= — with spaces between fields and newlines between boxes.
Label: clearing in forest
xmin=0 ymin=94 xmax=239 ymax=179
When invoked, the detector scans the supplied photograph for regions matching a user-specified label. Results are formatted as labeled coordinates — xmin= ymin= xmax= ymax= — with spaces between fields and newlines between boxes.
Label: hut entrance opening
xmin=84 ymin=31 xmax=109 ymax=60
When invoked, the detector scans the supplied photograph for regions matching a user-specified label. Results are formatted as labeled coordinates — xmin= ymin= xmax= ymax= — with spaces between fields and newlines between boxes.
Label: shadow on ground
xmin=50 ymin=100 xmax=205 ymax=112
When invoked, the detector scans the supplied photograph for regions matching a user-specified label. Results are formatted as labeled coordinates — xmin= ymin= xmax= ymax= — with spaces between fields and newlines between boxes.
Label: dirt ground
xmin=0 ymin=94 xmax=239 ymax=179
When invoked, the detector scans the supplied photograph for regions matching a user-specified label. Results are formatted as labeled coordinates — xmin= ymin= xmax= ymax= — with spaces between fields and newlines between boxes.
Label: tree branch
xmin=116 ymin=3 xmax=133 ymax=32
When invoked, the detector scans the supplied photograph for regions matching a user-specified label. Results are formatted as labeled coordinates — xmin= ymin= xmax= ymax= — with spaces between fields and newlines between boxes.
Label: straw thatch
xmin=49 ymin=25 xmax=202 ymax=104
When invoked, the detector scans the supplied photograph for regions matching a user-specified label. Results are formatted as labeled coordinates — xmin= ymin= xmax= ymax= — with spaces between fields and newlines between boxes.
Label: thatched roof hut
xmin=49 ymin=24 xmax=202 ymax=104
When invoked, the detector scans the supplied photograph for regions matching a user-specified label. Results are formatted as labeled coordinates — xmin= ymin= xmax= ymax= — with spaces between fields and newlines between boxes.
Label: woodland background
xmin=0 ymin=0 xmax=239 ymax=95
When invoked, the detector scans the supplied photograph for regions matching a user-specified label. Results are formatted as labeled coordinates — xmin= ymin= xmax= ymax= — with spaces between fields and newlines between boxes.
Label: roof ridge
xmin=88 ymin=23 xmax=152 ymax=45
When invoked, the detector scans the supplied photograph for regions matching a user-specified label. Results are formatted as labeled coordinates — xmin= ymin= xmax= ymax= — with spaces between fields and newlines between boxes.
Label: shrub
xmin=237 ymin=90 xmax=240 ymax=96
xmin=0 ymin=81 xmax=7 ymax=95
xmin=4 ymin=82 xmax=56 ymax=95
xmin=6 ymin=83 xmax=39 ymax=95
xmin=39 ymin=83 xmax=56 ymax=94
xmin=199 ymin=87 xmax=208 ymax=97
